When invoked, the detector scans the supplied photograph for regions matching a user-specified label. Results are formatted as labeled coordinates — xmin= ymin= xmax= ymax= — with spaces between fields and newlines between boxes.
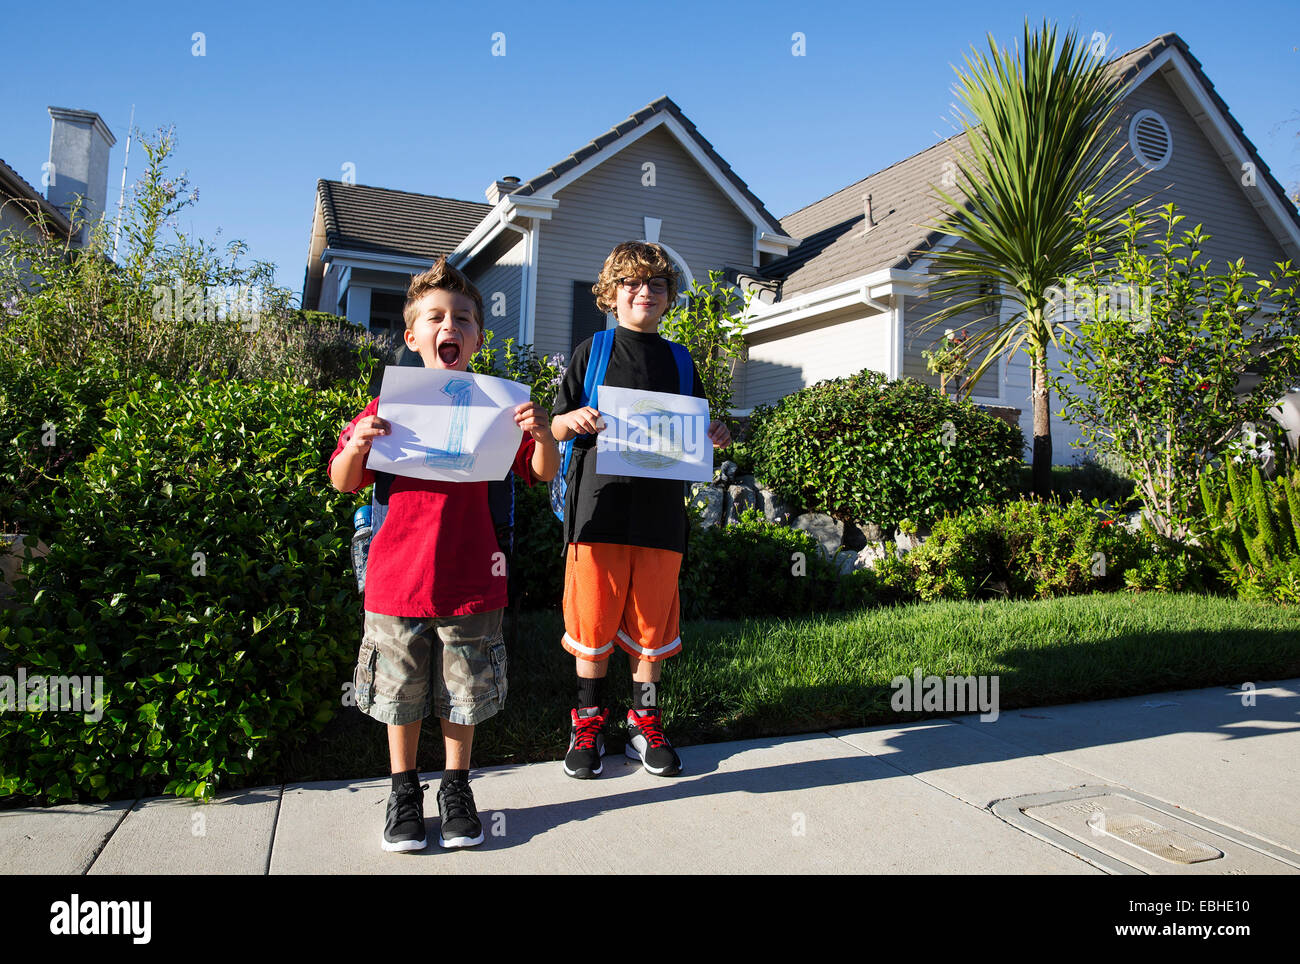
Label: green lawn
xmin=274 ymin=592 xmax=1300 ymax=784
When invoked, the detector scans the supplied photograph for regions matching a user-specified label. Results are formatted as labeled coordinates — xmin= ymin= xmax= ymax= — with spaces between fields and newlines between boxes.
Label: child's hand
xmin=515 ymin=401 xmax=555 ymax=442
xmin=347 ymin=415 xmax=390 ymax=455
xmin=707 ymin=419 xmax=732 ymax=448
xmin=562 ymin=406 xmax=606 ymax=435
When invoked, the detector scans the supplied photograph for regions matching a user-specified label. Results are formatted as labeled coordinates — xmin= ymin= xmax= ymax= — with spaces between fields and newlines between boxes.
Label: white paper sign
xmin=595 ymin=386 xmax=712 ymax=482
xmin=367 ymin=366 xmax=530 ymax=482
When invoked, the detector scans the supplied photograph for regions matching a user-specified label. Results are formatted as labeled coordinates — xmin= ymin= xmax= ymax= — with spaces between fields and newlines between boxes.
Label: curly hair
xmin=403 ymin=256 xmax=484 ymax=329
xmin=591 ymin=241 xmax=679 ymax=314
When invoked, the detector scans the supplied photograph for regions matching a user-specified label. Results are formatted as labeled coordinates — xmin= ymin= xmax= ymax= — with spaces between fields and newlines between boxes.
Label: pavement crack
xmin=263 ymin=784 xmax=285 ymax=875
xmin=83 ymin=799 xmax=138 ymax=875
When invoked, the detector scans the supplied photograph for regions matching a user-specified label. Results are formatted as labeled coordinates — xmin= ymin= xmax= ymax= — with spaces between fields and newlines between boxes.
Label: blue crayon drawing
xmin=423 ymin=378 xmax=476 ymax=470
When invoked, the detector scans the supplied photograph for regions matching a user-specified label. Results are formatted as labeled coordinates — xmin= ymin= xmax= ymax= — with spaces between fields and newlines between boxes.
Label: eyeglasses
xmin=618 ymin=276 xmax=670 ymax=295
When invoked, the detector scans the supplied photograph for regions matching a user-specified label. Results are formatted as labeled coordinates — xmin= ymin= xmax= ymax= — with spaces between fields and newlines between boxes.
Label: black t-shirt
xmin=552 ymin=326 xmax=706 ymax=553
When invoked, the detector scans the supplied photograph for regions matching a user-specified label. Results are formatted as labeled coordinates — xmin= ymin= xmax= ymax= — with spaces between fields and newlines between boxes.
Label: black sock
xmin=633 ymin=680 xmax=659 ymax=711
xmin=392 ymin=769 xmax=419 ymax=790
xmin=577 ymin=675 xmax=606 ymax=710
xmin=442 ymin=768 xmax=469 ymax=788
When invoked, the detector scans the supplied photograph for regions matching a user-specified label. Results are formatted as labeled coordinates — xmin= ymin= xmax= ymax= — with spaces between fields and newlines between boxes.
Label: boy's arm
xmin=328 ymin=401 xmax=388 ymax=493
xmin=515 ymin=402 xmax=560 ymax=482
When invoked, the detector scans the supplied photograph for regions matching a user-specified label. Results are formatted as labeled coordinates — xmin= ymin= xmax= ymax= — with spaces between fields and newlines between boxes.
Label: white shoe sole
xmin=439 ymin=831 xmax=484 ymax=848
xmin=624 ymin=740 xmax=682 ymax=776
xmin=381 ymin=834 xmax=427 ymax=852
xmin=563 ymin=737 xmax=605 ymax=778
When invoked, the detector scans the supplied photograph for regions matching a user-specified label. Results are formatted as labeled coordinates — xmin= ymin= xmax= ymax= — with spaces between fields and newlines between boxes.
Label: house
xmin=1 ymin=108 xmax=116 ymax=259
xmin=302 ymin=97 xmax=797 ymax=357
xmin=300 ymin=33 xmax=1300 ymax=463
xmin=742 ymin=32 xmax=1300 ymax=462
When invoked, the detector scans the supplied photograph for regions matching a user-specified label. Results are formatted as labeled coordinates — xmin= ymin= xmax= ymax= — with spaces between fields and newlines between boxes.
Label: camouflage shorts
xmin=354 ymin=609 xmax=507 ymax=727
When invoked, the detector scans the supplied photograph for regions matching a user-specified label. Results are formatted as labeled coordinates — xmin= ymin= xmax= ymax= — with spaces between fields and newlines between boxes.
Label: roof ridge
xmin=319 ymin=179 xmax=489 ymax=208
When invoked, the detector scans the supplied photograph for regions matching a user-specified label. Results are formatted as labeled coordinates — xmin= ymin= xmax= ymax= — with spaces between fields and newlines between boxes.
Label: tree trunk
xmin=1032 ymin=343 xmax=1052 ymax=499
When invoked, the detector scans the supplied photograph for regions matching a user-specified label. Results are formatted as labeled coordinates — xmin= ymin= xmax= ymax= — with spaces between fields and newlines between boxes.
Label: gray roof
xmin=0 ymin=156 xmax=73 ymax=237
xmin=760 ymin=32 xmax=1300 ymax=299
xmin=315 ymin=179 xmax=490 ymax=262
xmin=509 ymin=95 xmax=787 ymax=236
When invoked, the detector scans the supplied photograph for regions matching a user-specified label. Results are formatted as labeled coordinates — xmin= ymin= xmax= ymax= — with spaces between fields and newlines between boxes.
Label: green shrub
xmin=896 ymin=496 xmax=1183 ymax=602
xmin=509 ymin=479 xmax=563 ymax=612
xmin=747 ymin=369 xmax=1022 ymax=531
xmin=0 ymin=374 xmax=368 ymax=804
xmin=680 ymin=507 xmax=870 ymax=619
xmin=1190 ymin=461 xmax=1300 ymax=603
xmin=0 ymin=359 xmax=128 ymax=534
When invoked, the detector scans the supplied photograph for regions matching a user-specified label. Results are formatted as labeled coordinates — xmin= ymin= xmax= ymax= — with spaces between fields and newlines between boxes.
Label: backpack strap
xmin=667 ymin=341 xmax=693 ymax=397
xmin=583 ymin=328 xmax=616 ymax=414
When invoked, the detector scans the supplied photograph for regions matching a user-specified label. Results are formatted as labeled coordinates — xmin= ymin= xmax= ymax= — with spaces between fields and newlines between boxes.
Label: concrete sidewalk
xmin=4 ymin=679 xmax=1299 ymax=874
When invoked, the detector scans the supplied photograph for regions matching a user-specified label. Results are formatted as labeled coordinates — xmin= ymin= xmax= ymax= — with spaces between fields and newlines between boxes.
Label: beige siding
xmin=1106 ymin=71 xmax=1291 ymax=276
xmin=533 ymin=124 xmax=756 ymax=356
xmin=469 ymin=236 xmax=525 ymax=346
xmin=739 ymin=306 xmax=893 ymax=408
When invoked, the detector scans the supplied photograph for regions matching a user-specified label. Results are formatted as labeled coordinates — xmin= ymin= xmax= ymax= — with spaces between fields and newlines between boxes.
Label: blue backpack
xmin=549 ymin=328 xmax=694 ymax=525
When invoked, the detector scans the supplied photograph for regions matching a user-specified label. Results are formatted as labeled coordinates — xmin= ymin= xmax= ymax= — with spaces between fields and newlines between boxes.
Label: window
xmin=571 ymin=281 xmax=607 ymax=352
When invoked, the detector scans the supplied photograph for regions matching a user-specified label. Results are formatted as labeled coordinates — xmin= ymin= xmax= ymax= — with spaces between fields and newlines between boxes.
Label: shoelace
xmin=439 ymin=780 xmax=475 ymax=820
xmin=631 ymin=711 xmax=668 ymax=749
xmin=392 ymin=782 xmax=427 ymax=823
xmin=572 ymin=712 xmax=604 ymax=750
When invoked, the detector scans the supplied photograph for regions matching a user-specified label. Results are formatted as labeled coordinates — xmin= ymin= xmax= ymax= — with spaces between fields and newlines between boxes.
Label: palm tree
xmin=920 ymin=20 xmax=1149 ymax=498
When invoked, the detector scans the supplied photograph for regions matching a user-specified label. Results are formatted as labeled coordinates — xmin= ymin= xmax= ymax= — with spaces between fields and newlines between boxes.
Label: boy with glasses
xmin=550 ymin=241 xmax=730 ymax=778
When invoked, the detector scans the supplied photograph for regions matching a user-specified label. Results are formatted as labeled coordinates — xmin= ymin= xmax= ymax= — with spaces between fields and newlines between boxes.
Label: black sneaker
xmin=437 ymin=777 xmax=484 ymax=848
xmin=564 ymin=706 xmax=607 ymax=779
xmin=625 ymin=708 xmax=682 ymax=776
xmin=382 ymin=780 xmax=428 ymax=852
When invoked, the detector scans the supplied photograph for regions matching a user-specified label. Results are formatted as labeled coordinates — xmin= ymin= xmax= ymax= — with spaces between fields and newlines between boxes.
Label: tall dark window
xmin=571 ymin=280 xmax=607 ymax=353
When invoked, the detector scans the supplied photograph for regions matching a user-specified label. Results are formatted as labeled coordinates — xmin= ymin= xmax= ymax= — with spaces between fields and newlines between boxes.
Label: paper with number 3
xmin=368 ymin=366 xmax=531 ymax=482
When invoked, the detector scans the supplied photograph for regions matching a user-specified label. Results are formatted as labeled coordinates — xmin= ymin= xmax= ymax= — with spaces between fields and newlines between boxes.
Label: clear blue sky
xmin=3 ymin=0 xmax=1297 ymax=297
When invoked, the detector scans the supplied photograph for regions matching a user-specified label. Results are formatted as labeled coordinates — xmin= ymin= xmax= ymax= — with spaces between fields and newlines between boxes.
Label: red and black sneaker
xmin=564 ymin=706 xmax=607 ymax=779
xmin=625 ymin=708 xmax=682 ymax=776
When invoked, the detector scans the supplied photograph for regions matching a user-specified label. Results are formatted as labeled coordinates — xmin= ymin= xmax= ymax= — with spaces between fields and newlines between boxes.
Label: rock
xmin=831 ymin=548 xmax=859 ymax=575
xmin=856 ymin=543 xmax=890 ymax=569
xmin=857 ymin=521 xmax=884 ymax=543
xmin=725 ymin=484 xmax=755 ymax=525
xmin=841 ymin=520 xmax=867 ymax=552
xmin=716 ymin=460 xmax=738 ymax=483
xmin=737 ymin=474 xmax=757 ymax=489
xmin=688 ymin=485 xmax=724 ymax=528
xmin=757 ymin=488 xmax=795 ymax=526
xmin=792 ymin=512 xmax=843 ymax=558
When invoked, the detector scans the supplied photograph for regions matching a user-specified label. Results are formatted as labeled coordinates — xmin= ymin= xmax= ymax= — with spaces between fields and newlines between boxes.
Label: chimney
xmin=485 ymin=175 xmax=522 ymax=205
xmin=47 ymin=107 xmax=117 ymax=246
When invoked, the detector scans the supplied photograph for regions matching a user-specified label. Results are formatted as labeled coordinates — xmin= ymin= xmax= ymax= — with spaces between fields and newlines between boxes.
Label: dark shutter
xmin=571 ymin=280 xmax=606 ymax=353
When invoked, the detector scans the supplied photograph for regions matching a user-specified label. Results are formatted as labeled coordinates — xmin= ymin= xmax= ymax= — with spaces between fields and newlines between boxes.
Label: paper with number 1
xmin=368 ymin=366 xmax=530 ymax=482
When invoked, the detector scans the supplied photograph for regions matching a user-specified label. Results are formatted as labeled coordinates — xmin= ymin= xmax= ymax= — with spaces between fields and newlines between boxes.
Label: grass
xmin=272 ymin=591 xmax=1300 ymax=785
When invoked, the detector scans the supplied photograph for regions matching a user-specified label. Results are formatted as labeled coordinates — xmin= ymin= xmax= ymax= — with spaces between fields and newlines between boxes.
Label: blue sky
xmin=3 ymin=0 xmax=1297 ymax=297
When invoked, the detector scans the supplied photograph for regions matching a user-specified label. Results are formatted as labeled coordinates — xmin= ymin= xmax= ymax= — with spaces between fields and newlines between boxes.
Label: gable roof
xmin=760 ymin=32 xmax=1300 ymax=300
xmin=0 ymin=156 xmax=73 ymax=238
xmin=314 ymin=179 xmax=490 ymax=262
xmin=505 ymin=96 xmax=786 ymax=236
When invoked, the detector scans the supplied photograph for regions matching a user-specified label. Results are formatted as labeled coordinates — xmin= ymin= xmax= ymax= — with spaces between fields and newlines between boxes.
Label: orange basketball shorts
xmin=561 ymin=542 xmax=683 ymax=663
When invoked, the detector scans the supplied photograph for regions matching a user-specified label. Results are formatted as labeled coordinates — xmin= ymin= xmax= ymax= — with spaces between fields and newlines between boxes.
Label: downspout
xmin=500 ymin=217 xmax=534 ymax=345
xmin=859 ymin=284 xmax=896 ymax=379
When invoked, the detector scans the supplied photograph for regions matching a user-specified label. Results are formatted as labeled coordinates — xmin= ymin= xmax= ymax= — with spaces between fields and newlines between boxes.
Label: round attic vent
xmin=1129 ymin=110 xmax=1172 ymax=170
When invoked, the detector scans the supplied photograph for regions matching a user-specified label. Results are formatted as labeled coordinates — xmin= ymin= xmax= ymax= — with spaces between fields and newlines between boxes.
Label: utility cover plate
xmin=993 ymin=786 xmax=1300 ymax=875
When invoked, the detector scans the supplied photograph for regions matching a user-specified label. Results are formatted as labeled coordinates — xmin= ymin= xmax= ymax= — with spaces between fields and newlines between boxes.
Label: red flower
xmin=1198 ymin=382 xmax=1209 ymax=390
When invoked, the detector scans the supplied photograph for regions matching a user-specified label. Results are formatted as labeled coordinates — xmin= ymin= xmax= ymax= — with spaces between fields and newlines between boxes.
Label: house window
xmin=571 ymin=280 xmax=607 ymax=352
xmin=1129 ymin=110 xmax=1172 ymax=171
xmin=368 ymin=291 xmax=405 ymax=334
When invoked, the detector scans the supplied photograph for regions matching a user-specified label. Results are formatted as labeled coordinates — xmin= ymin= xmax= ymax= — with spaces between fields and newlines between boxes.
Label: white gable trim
xmin=745 ymin=267 xmax=929 ymax=335
xmin=533 ymin=112 xmax=795 ymax=254
xmin=450 ymin=195 xmax=558 ymax=268
xmin=322 ymin=246 xmax=432 ymax=273
xmin=1135 ymin=47 xmax=1300 ymax=260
